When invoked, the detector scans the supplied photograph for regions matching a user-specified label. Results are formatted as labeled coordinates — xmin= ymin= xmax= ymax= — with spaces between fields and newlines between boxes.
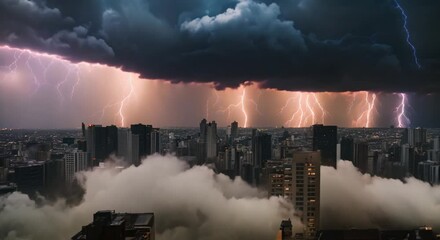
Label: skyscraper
xmin=252 ymin=130 xmax=272 ymax=168
xmin=340 ymin=137 xmax=354 ymax=162
xmin=291 ymin=151 xmax=320 ymax=239
xmin=265 ymin=151 xmax=321 ymax=240
xmin=86 ymin=125 xmax=119 ymax=165
xmin=312 ymin=124 xmax=337 ymax=168
xmin=206 ymin=121 xmax=217 ymax=161
xmin=65 ymin=150 xmax=88 ymax=183
xmin=131 ymin=124 xmax=153 ymax=157
xmin=117 ymin=128 xmax=139 ymax=166
xmin=150 ymin=128 xmax=161 ymax=154
xmin=231 ymin=121 xmax=238 ymax=140
xmin=403 ymin=128 xmax=427 ymax=147
xmin=353 ymin=141 xmax=369 ymax=174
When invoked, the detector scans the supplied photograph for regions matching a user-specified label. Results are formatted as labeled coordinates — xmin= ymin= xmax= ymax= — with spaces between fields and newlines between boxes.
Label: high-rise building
xmin=65 ymin=150 xmax=88 ymax=183
xmin=117 ymin=128 xmax=139 ymax=166
xmin=434 ymin=136 xmax=440 ymax=152
xmin=252 ymin=130 xmax=272 ymax=168
xmin=312 ymin=124 xmax=337 ymax=168
xmin=200 ymin=119 xmax=207 ymax=143
xmin=131 ymin=124 xmax=153 ymax=158
xmin=418 ymin=161 xmax=440 ymax=185
xmin=265 ymin=151 xmax=321 ymax=239
xmin=71 ymin=210 xmax=155 ymax=240
xmin=106 ymin=125 xmax=118 ymax=156
xmin=291 ymin=151 xmax=320 ymax=239
xmin=231 ymin=121 xmax=239 ymax=140
xmin=403 ymin=128 xmax=427 ymax=147
xmin=340 ymin=137 xmax=354 ymax=162
xmin=401 ymin=143 xmax=415 ymax=176
xmin=150 ymin=128 xmax=161 ymax=154
xmin=87 ymin=125 xmax=119 ymax=165
xmin=14 ymin=164 xmax=45 ymax=196
xmin=206 ymin=121 xmax=217 ymax=161
xmin=353 ymin=141 xmax=369 ymax=174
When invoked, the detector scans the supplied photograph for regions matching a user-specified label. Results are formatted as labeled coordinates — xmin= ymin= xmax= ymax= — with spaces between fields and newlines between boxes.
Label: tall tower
xmin=206 ymin=121 xmax=217 ymax=161
xmin=231 ymin=121 xmax=239 ymax=140
xmin=266 ymin=151 xmax=321 ymax=239
xmin=312 ymin=124 xmax=337 ymax=168
xmin=291 ymin=151 xmax=321 ymax=240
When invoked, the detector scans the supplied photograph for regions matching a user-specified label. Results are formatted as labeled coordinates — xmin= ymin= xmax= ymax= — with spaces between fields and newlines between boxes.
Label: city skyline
xmin=1 ymin=0 xmax=440 ymax=239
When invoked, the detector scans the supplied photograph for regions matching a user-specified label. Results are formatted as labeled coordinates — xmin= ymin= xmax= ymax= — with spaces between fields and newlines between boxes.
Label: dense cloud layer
xmin=321 ymin=161 xmax=440 ymax=230
xmin=0 ymin=155 xmax=294 ymax=240
xmin=2 ymin=157 xmax=440 ymax=239
xmin=0 ymin=0 xmax=439 ymax=92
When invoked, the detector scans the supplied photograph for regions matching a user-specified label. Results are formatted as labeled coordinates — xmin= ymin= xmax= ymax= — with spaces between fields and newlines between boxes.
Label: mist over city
xmin=1 ymin=0 xmax=440 ymax=240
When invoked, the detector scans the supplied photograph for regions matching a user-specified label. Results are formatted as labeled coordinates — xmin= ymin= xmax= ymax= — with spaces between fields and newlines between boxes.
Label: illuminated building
xmin=265 ymin=151 xmax=321 ymax=239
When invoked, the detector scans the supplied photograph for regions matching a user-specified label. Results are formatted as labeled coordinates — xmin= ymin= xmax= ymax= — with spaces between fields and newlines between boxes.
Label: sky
xmin=0 ymin=0 xmax=439 ymax=128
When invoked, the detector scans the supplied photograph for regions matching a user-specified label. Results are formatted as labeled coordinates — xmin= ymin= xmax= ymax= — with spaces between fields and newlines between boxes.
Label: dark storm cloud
xmin=1 ymin=0 xmax=439 ymax=92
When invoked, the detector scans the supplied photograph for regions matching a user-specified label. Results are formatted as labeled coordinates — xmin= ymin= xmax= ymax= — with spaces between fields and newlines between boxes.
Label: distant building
xmin=117 ymin=128 xmax=139 ymax=166
xmin=65 ymin=150 xmax=88 ymax=183
xmin=71 ymin=210 xmax=155 ymax=240
xmin=87 ymin=125 xmax=119 ymax=165
xmin=340 ymin=137 xmax=354 ymax=162
xmin=206 ymin=121 xmax=217 ymax=161
xmin=14 ymin=164 xmax=45 ymax=196
xmin=403 ymin=128 xmax=427 ymax=147
xmin=418 ymin=161 xmax=440 ymax=185
xmin=150 ymin=128 xmax=161 ymax=154
xmin=312 ymin=125 xmax=337 ymax=168
xmin=353 ymin=141 xmax=369 ymax=174
xmin=252 ymin=130 xmax=272 ymax=168
xmin=197 ymin=120 xmax=217 ymax=163
xmin=131 ymin=124 xmax=153 ymax=158
xmin=231 ymin=121 xmax=239 ymax=141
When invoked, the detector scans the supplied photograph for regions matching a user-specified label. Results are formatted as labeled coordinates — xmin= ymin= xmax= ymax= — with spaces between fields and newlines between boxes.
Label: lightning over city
xmin=1 ymin=1 xmax=440 ymax=240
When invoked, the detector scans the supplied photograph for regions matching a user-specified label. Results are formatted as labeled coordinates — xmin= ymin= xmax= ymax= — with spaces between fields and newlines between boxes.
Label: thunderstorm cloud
xmin=0 ymin=0 xmax=439 ymax=92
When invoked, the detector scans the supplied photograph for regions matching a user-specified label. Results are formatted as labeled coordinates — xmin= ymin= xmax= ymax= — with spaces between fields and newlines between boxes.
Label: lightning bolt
xmin=396 ymin=93 xmax=410 ymax=128
xmin=206 ymin=89 xmax=219 ymax=120
xmin=281 ymin=92 xmax=326 ymax=127
xmin=118 ymin=74 xmax=135 ymax=127
xmin=354 ymin=92 xmax=377 ymax=128
xmin=0 ymin=46 xmax=84 ymax=101
xmin=241 ymin=88 xmax=249 ymax=128
xmin=217 ymin=85 xmax=249 ymax=127
xmin=393 ymin=0 xmax=420 ymax=128
xmin=312 ymin=93 xmax=325 ymax=124
xmin=1 ymin=45 xmax=137 ymax=126
xmin=394 ymin=0 xmax=421 ymax=69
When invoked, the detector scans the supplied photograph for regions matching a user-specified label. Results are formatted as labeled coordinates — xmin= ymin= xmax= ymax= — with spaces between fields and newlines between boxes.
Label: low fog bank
xmin=0 ymin=155 xmax=293 ymax=240
xmin=321 ymin=160 xmax=440 ymax=230
xmin=2 ymin=157 xmax=440 ymax=240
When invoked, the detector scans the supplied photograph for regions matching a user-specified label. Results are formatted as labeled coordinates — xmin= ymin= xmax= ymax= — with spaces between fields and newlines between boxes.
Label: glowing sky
xmin=0 ymin=0 xmax=439 ymax=128
xmin=1 ymin=46 xmax=439 ymax=128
